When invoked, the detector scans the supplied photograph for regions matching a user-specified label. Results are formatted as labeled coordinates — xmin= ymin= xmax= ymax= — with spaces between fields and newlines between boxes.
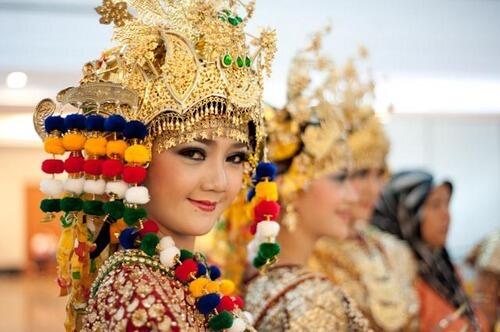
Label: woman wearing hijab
xmin=372 ymin=170 xmax=488 ymax=332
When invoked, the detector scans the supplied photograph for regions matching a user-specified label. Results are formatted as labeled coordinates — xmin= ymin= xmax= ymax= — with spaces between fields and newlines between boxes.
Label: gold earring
xmin=283 ymin=203 xmax=298 ymax=232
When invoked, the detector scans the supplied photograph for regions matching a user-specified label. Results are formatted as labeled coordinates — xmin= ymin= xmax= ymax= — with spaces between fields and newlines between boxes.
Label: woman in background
xmin=372 ymin=170 xmax=488 ymax=332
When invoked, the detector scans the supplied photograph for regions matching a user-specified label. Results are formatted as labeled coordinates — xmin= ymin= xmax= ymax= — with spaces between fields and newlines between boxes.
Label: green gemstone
xmin=245 ymin=56 xmax=252 ymax=67
xmin=236 ymin=16 xmax=243 ymax=23
xmin=236 ymin=56 xmax=244 ymax=68
xmin=223 ymin=54 xmax=232 ymax=67
xmin=228 ymin=17 xmax=239 ymax=26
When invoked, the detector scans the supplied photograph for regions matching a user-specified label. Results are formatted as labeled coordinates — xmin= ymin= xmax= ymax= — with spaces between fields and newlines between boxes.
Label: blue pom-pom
xmin=44 ymin=116 xmax=65 ymax=133
xmin=64 ymin=114 xmax=86 ymax=131
xmin=255 ymin=162 xmax=277 ymax=181
xmin=196 ymin=263 xmax=207 ymax=277
xmin=118 ymin=227 xmax=138 ymax=249
xmin=123 ymin=120 xmax=148 ymax=140
xmin=104 ymin=115 xmax=127 ymax=132
xmin=209 ymin=265 xmax=221 ymax=280
xmin=85 ymin=114 xmax=105 ymax=132
xmin=246 ymin=187 xmax=255 ymax=202
xmin=196 ymin=293 xmax=220 ymax=315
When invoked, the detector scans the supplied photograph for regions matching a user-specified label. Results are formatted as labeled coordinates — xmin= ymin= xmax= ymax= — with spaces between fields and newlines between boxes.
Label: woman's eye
xmin=178 ymin=148 xmax=206 ymax=161
xmin=331 ymin=172 xmax=348 ymax=183
xmin=227 ymin=152 xmax=248 ymax=164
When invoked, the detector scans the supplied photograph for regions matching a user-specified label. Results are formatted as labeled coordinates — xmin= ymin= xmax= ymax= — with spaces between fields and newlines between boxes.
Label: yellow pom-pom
xmin=109 ymin=220 xmax=127 ymax=244
xmin=106 ymin=140 xmax=128 ymax=158
xmin=84 ymin=136 xmax=107 ymax=156
xmin=63 ymin=133 xmax=86 ymax=151
xmin=189 ymin=277 xmax=209 ymax=298
xmin=204 ymin=281 xmax=220 ymax=294
xmin=255 ymin=181 xmax=278 ymax=201
xmin=44 ymin=136 xmax=65 ymax=155
xmin=124 ymin=144 xmax=151 ymax=164
xmin=219 ymin=279 xmax=235 ymax=295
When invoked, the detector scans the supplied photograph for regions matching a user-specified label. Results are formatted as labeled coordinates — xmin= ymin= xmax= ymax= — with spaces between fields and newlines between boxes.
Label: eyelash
xmin=177 ymin=148 xmax=248 ymax=164
xmin=330 ymin=172 xmax=348 ymax=183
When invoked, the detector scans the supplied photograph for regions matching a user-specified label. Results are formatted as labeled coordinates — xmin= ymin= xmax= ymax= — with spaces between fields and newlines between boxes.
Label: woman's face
xmin=145 ymin=137 xmax=248 ymax=237
xmin=420 ymin=184 xmax=452 ymax=248
xmin=294 ymin=170 xmax=358 ymax=240
xmin=350 ymin=167 xmax=386 ymax=222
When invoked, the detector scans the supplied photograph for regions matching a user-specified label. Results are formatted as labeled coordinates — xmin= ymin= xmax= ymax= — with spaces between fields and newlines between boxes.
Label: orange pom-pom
xmin=106 ymin=140 xmax=128 ymax=158
xmin=63 ymin=133 xmax=86 ymax=151
xmin=84 ymin=136 xmax=107 ymax=156
xmin=44 ymin=136 xmax=65 ymax=155
xmin=124 ymin=144 xmax=151 ymax=164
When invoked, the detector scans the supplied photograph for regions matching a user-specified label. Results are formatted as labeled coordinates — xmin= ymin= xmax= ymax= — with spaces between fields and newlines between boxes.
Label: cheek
xmin=221 ymin=166 xmax=244 ymax=207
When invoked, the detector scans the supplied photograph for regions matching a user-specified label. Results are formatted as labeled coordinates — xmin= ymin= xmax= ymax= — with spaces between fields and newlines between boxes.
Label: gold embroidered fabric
xmin=310 ymin=227 xmax=419 ymax=332
xmin=82 ymin=249 xmax=207 ymax=331
xmin=244 ymin=265 xmax=371 ymax=332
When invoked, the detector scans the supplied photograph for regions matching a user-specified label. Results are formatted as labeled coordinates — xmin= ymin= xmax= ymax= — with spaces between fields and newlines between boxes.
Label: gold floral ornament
xmin=334 ymin=46 xmax=390 ymax=171
xmin=265 ymin=26 xmax=349 ymax=204
xmin=95 ymin=0 xmax=132 ymax=27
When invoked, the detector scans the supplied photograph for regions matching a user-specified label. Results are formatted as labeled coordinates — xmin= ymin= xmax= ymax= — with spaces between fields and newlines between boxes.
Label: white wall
xmin=386 ymin=113 xmax=500 ymax=260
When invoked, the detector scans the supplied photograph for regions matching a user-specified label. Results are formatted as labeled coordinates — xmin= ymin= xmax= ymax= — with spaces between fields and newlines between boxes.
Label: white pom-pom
xmin=256 ymin=221 xmax=280 ymax=240
xmin=246 ymin=240 xmax=258 ymax=263
xmin=105 ymin=180 xmax=128 ymax=199
xmin=159 ymin=246 xmax=180 ymax=268
xmin=159 ymin=236 xmax=175 ymax=250
xmin=64 ymin=178 xmax=85 ymax=195
xmin=40 ymin=178 xmax=63 ymax=196
xmin=242 ymin=311 xmax=254 ymax=325
xmin=125 ymin=186 xmax=150 ymax=204
xmin=84 ymin=179 xmax=106 ymax=195
xmin=227 ymin=318 xmax=246 ymax=332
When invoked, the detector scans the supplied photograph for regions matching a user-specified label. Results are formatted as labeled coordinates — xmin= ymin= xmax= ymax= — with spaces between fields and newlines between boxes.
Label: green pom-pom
xmin=60 ymin=197 xmax=83 ymax=212
xmin=208 ymin=311 xmax=234 ymax=331
xmin=253 ymin=254 xmax=267 ymax=268
xmin=258 ymin=242 xmax=281 ymax=259
xmin=83 ymin=200 xmax=104 ymax=216
xmin=180 ymin=249 xmax=194 ymax=261
xmin=140 ymin=233 xmax=160 ymax=256
xmin=123 ymin=207 xmax=147 ymax=226
xmin=40 ymin=198 xmax=60 ymax=212
xmin=103 ymin=200 xmax=124 ymax=220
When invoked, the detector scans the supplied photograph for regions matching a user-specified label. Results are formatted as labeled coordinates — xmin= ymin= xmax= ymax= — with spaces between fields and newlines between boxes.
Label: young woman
xmin=242 ymin=30 xmax=371 ymax=331
xmin=372 ymin=171 xmax=488 ymax=332
xmin=34 ymin=1 xmax=277 ymax=331
xmin=310 ymin=55 xmax=420 ymax=331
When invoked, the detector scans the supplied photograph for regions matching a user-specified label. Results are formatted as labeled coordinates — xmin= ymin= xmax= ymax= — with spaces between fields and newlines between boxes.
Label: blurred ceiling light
xmin=6 ymin=71 xmax=28 ymax=89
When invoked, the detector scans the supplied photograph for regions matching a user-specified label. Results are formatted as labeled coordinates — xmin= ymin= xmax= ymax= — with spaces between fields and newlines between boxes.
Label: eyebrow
xmin=195 ymin=139 xmax=248 ymax=149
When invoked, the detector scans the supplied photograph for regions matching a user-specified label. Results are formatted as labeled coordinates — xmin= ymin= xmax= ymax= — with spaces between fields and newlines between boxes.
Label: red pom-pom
xmin=64 ymin=155 xmax=85 ymax=173
xmin=102 ymin=159 xmax=123 ymax=178
xmin=216 ymin=295 xmax=236 ymax=312
xmin=174 ymin=258 xmax=198 ymax=283
xmin=123 ymin=165 xmax=147 ymax=184
xmin=232 ymin=295 xmax=244 ymax=309
xmin=83 ymin=159 xmax=103 ymax=176
xmin=139 ymin=219 xmax=159 ymax=236
xmin=41 ymin=159 xmax=64 ymax=174
xmin=254 ymin=200 xmax=281 ymax=222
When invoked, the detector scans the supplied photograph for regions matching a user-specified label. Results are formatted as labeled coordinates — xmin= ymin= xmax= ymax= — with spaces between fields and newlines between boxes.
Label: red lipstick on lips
xmin=188 ymin=199 xmax=217 ymax=212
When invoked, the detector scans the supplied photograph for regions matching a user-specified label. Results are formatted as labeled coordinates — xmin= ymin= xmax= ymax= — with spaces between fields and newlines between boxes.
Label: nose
xmin=200 ymin=159 xmax=228 ymax=193
xmin=367 ymin=174 xmax=382 ymax=198
xmin=344 ymin=179 xmax=359 ymax=205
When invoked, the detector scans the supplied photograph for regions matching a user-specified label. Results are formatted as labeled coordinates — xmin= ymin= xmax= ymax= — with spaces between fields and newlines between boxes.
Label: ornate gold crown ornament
xmin=265 ymin=26 xmax=349 ymax=204
xmin=34 ymin=0 xmax=277 ymax=159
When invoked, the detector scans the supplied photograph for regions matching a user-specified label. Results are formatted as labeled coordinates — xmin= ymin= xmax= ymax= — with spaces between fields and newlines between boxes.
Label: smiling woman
xmin=32 ymin=0 xmax=278 ymax=331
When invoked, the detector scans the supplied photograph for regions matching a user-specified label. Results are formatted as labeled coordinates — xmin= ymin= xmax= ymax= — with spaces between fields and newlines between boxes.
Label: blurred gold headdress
xmin=337 ymin=48 xmax=390 ymax=171
xmin=35 ymin=0 xmax=277 ymax=155
xmin=266 ymin=26 xmax=349 ymax=203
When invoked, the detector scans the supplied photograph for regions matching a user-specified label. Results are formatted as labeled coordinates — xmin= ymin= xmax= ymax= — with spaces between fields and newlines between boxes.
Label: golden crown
xmin=34 ymin=0 xmax=276 ymax=156
xmin=265 ymin=27 xmax=349 ymax=202
xmin=336 ymin=48 xmax=390 ymax=171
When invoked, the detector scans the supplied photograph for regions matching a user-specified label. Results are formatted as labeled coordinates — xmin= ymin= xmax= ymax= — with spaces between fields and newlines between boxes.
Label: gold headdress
xmin=337 ymin=48 xmax=390 ymax=171
xmin=266 ymin=26 xmax=349 ymax=204
xmin=35 ymin=0 xmax=276 ymax=155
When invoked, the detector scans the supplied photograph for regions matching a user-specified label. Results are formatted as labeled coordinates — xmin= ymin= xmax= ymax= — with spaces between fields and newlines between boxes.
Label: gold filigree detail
xmin=95 ymin=0 xmax=132 ymax=27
